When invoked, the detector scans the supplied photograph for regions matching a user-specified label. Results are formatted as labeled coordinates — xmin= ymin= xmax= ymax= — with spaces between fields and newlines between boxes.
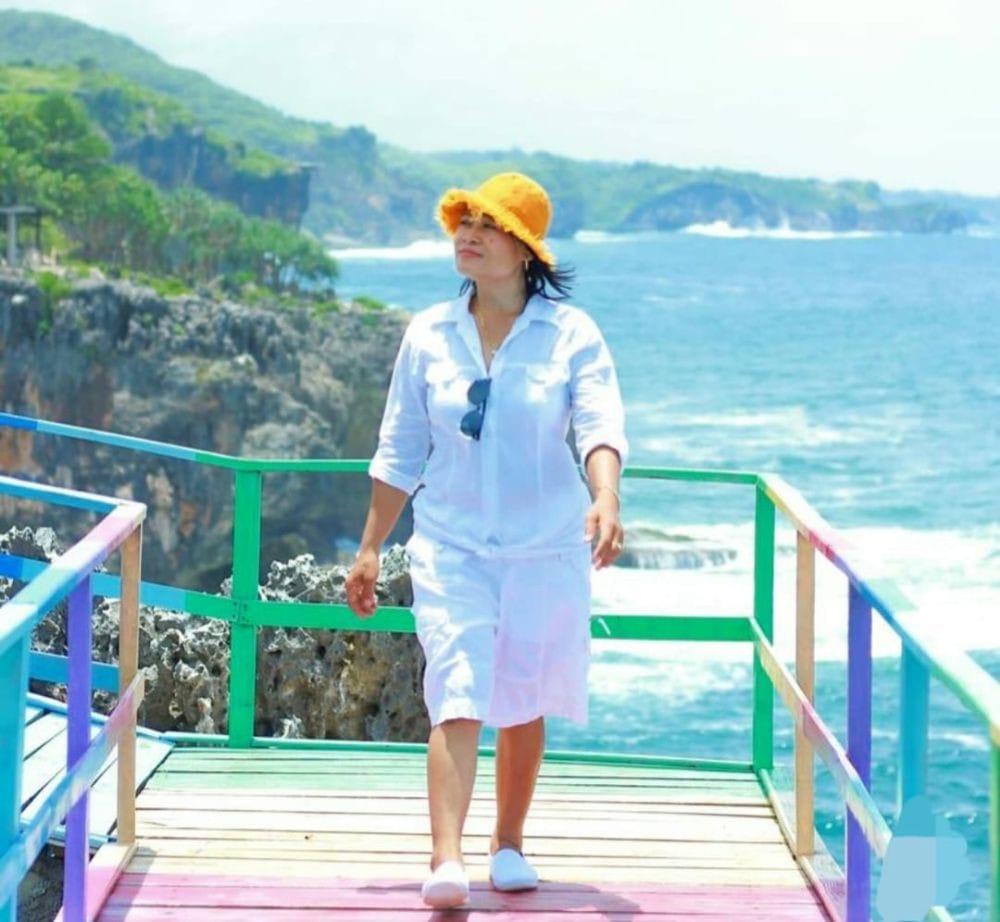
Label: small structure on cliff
xmin=0 ymin=205 xmax=41 ymax=266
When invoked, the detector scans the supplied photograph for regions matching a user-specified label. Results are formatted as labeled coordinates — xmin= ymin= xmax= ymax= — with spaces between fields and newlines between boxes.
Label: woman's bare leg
xmin=427 ymin=718 xmax=482 ymax=868
xmin=492 ymin=717 xmax=545 ymax=852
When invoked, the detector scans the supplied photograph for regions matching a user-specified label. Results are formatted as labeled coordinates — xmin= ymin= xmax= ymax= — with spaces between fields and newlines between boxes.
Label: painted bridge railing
xmin=0 ymin=411 xmax=996 ymax=922
xmin=0 ymin=472 xmax=145 ymax=922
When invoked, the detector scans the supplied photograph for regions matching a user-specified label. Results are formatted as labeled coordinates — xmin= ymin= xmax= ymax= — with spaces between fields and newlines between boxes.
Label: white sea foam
xmin=572 ymin=229 xmax=665 ymax=244
xmin=573 ymin=230 xmax=619 ymax=244
xmin=633 ymin=405 xmax=916 ymax=456
xmin=587 ymin=521 xmax=1000 ymax=699
xmin=966 ymin=226 xmax=1000 ymax=238
xmin=930 ymin=731 xmax=990 ymax=753
xmin=329 ymin=239 xmax=453 ymax=260
xmin=680 ymin=220 xmax=880 ymax=241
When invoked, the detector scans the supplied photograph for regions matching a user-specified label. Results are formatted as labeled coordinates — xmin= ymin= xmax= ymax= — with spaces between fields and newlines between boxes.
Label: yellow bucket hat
xmin=437 ymin=171 xmax=556 ymax=267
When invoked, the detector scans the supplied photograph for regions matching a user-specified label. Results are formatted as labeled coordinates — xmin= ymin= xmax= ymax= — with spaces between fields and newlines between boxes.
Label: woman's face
xmin=454 ymin=211 xmax=529 ymax=286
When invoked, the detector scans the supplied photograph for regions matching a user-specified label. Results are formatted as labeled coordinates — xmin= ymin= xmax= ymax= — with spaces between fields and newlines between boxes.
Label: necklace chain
xmin=473 ymin=309 xmax=501 ymax=356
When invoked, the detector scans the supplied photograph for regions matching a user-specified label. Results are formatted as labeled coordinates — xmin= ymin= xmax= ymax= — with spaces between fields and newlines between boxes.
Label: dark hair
xmin=460 ymin=256 xmax=576 ymax=301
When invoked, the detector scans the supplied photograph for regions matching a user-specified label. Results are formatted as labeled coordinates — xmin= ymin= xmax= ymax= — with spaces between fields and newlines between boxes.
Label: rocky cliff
xmin=117 ymin=123 xmax=312 ymax=227
xmin=0 ymin=271 xmax=409 ymax=590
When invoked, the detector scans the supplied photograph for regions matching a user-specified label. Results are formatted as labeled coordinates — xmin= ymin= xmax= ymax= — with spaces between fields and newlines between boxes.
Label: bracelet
xmin=594 ymin=485 xmax=620 ymax=504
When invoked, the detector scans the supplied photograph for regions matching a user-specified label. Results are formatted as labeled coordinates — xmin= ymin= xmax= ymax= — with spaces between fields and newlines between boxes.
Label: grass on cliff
xmin=21 ymin=266 xmax=391 ymax=326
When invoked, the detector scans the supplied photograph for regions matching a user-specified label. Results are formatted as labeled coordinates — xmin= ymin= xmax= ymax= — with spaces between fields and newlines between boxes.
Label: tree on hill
xmin=0 ymin=86 xmax=336 ymax=292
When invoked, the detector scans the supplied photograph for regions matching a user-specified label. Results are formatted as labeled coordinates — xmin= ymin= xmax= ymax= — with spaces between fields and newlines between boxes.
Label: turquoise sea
xmin=334 ymin=229 xmax=1000 ymax=919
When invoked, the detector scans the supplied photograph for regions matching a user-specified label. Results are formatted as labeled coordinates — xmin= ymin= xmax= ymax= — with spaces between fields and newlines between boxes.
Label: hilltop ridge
xmin=1 ymin=9 xmax=995 ymax=244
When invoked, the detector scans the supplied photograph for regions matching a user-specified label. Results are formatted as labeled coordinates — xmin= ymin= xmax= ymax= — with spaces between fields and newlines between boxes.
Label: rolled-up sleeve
xmin=368 ymin=324 xmax=431 ymax=494
xmin=569 ymin=317 xmax=629 ymax=469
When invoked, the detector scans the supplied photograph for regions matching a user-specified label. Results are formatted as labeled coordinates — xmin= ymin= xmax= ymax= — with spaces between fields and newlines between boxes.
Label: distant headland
xmin=1 ymin=9 xmax=998 ymax=249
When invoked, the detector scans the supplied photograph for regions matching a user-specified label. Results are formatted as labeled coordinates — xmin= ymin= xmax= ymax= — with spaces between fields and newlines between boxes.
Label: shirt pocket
xmin=425 ymin=362 xmax=476 ymax=429
xmin=522 ymin=363 xmax=570 ymax=404
xmin=501 ymin=363 xmax=571 ymax=448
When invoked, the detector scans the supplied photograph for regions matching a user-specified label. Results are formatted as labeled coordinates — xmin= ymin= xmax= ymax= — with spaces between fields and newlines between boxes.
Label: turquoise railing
xmin=0 ymin=472 xmax=145 ymax=922
xmin=0 ymin=410 xmax=996 ymax=922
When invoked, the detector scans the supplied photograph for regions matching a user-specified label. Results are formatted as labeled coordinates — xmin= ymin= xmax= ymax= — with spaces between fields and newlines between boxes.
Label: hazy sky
xmin=7 ymin=0 xmax=1000 ymax=195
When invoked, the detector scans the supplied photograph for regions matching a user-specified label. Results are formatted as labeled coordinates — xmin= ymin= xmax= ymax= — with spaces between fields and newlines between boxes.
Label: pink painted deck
xmin=93 ymin=747 xmax=835 ymax=920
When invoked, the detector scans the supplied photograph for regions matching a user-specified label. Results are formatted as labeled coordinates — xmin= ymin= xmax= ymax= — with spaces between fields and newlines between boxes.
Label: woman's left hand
xmin=585 ymin=492 xmax=624 ymax=569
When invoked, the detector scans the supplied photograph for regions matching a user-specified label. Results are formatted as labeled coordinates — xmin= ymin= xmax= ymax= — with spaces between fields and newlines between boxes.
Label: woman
xmin=345 ymin=171 xmax=628 ymax=909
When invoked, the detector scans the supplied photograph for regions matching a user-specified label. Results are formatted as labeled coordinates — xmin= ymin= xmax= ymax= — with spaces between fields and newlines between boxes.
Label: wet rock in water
xmin=2 ymin=526 xmax=428 ymax=743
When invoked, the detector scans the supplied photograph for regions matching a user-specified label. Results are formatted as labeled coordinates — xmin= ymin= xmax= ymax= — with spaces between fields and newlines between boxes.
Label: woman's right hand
xmin=345 ymin=547 xmax=380 ymax=618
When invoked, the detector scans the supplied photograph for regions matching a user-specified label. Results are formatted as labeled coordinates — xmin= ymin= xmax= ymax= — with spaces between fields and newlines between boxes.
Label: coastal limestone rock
xmin=118 ymin=123 xmax=312 ymax=228
xmin=0 ymin=271 xmax=410 ymax=592
xmin=250 ymin=544 xmax=426 ymax=741
xmin=2 ymin=526 xmax=429 ymax=743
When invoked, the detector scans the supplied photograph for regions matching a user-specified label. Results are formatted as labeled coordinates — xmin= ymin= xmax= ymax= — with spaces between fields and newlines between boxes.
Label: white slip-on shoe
xmin=421 ymin=860 xmax=469 ymax=909
xmin=489 ymin=847 xmax=539 ymax=891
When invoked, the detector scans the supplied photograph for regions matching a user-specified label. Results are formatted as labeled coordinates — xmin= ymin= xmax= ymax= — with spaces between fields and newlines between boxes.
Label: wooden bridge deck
xmin=20 ymin=698 xmax=173 ymax=847
xmin=92 ymin=746 xmax=835 ymax=920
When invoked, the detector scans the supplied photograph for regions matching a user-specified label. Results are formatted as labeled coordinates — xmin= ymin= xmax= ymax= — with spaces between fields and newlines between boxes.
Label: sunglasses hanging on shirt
xmin=460 ymin=378 xmax=491 ymax=440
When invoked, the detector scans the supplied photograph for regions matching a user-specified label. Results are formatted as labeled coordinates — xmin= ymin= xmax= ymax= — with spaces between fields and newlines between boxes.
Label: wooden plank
xmin=133 ymin=790 xmax=774 ymax=818
xmin=22 ymin=712 xmax=66 ymax=757
xmin=104 ymin=878 xmax=828 ymax=912
xmin=21 ymin=723 xmax=104 ymax=823
xmin=156 ymin=752 xmax=755 ymax=782
xmin=21 ymin=718 xmax=112 ymax=817
xmin=153 ymin=751 xmax=762 ymax=780
xmin=129 ymin=808 xmax=788 ymax=842
xmin=131 ymin=831 xmax=798 ymax=863
xmin=144 ymin=773 xmax=764 ymax=798
xmin=89 ymin=736 xmax=173 ymax=835
xmin=118 ymin=855 xmax=814 ymax=886
xmin=137 ymin=784 xmax=768 ymax=807
xmin=160 ymin=750 xmax=756 ymax=774
xmin=115 ymin=874 xmax=826 ymax=899
xmin=156 ymin=754 xmax=759 ymax=782
xmin=98 ymin=906 xmax=826 ymax=922
xmin=153 ymin=758 xmax=756 ymax=780
xmin=136 ymin=835 xmax=797 ymax=871
xmin=22 ymin=726 xmax=170 ymax=840
xmin=19 ymin=727 xmax=68 ymax=808
xmin=147 ymin=772 xmax=762 ymax=793
xmin=96 ymin=748 xmax=831 ymax=920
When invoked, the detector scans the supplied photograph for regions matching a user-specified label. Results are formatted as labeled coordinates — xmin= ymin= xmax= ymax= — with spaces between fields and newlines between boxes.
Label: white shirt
xmin=369 ymin=290 xmax=629 ymax=556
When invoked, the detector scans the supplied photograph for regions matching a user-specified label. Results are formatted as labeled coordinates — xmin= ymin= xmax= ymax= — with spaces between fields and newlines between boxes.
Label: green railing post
xmin=228 ymin=469 xmax=262 ymax=748
xmin=753 ymin=483 xmax=776 ymax=773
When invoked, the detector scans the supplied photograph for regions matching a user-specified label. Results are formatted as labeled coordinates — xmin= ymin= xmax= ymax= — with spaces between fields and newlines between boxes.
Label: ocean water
xmin=333 ymin=230 xmax=1000 ymax=919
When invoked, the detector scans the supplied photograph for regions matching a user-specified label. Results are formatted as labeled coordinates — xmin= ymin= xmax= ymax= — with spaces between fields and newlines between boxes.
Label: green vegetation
xmin=0 ymin=62 xmax=288 ymax=175
xmin=352 ymin=295 xmax=388 ymax=312
xmin=0 ymin=12 xmax=337 ymax=153
xmin=0 ymin=9 xmax=989 ymax=243
xmin=0 ymin=75 xmax=336 ymax=293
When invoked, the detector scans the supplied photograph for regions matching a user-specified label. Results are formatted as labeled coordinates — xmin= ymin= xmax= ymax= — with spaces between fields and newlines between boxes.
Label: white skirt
xmin=406 ymin=532 xmax=593 ymax=729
